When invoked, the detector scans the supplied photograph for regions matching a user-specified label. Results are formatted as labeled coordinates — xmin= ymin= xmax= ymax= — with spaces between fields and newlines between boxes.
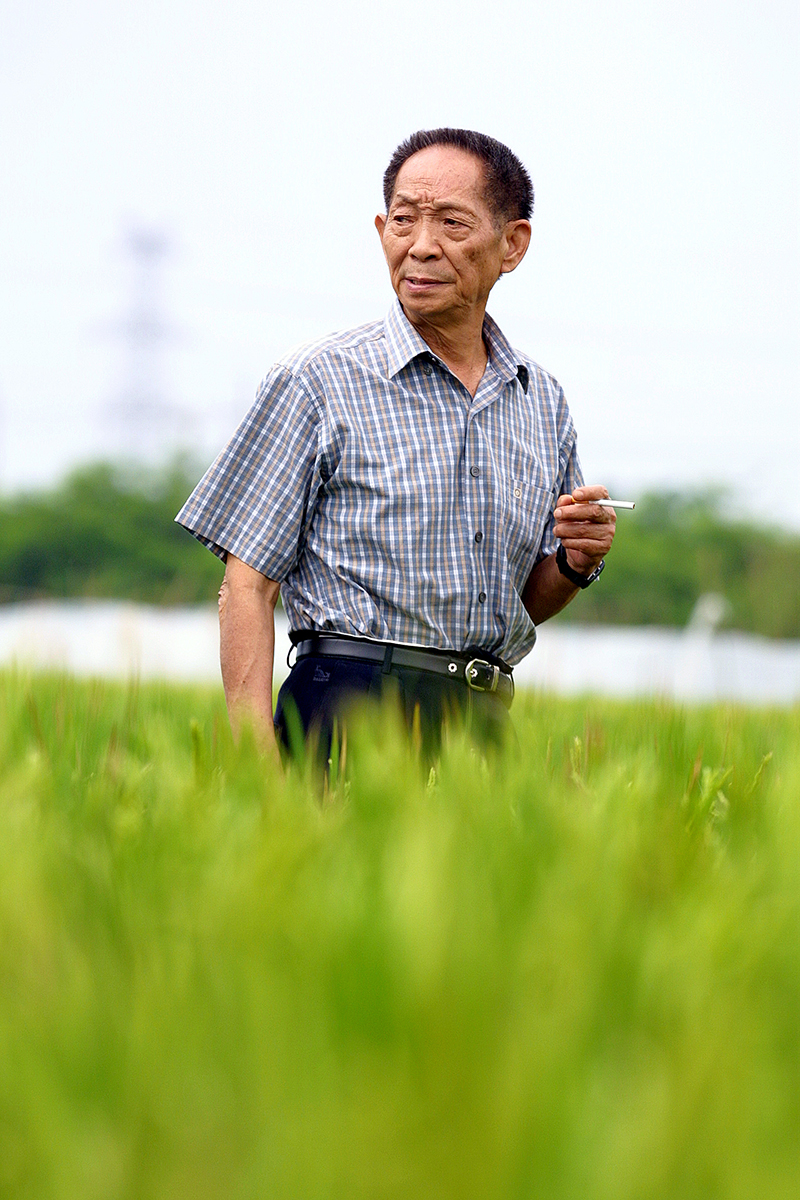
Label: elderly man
xmin=177 ymin=128 xmax=616 ymax=761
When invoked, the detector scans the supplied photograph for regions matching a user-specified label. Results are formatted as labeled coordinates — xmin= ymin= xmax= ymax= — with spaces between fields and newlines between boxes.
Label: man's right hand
xmin=218 ymin=555 xmax=282 ymax=760
xmin=553 ymin=486 xmax=616 ymax=576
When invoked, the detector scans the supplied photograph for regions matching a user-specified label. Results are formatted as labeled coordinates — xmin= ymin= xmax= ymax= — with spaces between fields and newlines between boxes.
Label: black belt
xmin=293 ymin=634 xmax=514 ymax=707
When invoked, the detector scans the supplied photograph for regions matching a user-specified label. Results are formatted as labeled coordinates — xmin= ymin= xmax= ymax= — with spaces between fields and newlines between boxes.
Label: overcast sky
xmin=2 ymin=0 xmax=798 ymax=526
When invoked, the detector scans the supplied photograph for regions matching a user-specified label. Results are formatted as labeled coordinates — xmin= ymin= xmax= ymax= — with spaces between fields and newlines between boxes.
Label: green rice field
xmin=0 ymin=670 xmax=797 ymax=1199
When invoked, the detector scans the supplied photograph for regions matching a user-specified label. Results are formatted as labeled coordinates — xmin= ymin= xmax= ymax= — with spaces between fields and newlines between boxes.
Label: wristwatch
xmin=555 ymin=542 xmax=605 ymax=588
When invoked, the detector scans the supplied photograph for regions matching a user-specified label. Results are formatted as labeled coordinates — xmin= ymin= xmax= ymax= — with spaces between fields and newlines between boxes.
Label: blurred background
xmin=1 ymin=0 xmax=798 ymax=698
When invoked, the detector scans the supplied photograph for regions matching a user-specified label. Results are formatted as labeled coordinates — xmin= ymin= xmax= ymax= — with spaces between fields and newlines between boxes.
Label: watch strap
xmin=555 ymin=542 xmax=605 ymax=588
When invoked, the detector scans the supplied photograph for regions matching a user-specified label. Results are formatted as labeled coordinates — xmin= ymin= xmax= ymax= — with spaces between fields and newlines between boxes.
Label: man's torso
xmin=176 ymin=302 xmax=582 ymax=666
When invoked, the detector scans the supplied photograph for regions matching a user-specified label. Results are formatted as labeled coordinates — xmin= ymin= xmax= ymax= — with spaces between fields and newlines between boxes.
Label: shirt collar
xmin=384 ymin=298 xmax=529 ymax=392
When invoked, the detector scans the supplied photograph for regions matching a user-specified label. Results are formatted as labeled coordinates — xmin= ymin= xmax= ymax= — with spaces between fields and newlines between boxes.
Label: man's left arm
xmin=521 ymin=485 xmax=616 ymax=625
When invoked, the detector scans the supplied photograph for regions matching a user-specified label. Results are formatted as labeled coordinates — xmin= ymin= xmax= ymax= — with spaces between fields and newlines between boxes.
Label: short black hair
xmin=382 ymin=128 xmax=534 ymax=224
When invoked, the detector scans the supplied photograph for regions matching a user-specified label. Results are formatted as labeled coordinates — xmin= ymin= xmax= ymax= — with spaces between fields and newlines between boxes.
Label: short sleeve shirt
xmin=176 ymin=300 xmax=582 ymax=666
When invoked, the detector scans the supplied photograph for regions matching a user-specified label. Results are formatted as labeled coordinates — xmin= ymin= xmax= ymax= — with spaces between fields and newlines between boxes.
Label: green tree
xmin=1 ymin=468 xmax=798 ymax=637
xmin=0 ymin=459 xmax=223 ymax=605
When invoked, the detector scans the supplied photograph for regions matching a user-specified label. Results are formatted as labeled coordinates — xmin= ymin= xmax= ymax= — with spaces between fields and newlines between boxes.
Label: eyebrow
xmin=391 ymin=192 xmax=475 ymax=217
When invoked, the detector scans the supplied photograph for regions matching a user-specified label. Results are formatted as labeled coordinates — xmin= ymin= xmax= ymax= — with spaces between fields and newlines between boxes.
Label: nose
xmin=409 ymin=216 xmax=442 ymax=260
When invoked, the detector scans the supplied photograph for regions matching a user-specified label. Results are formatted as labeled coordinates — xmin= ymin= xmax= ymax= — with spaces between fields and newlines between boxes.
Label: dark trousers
xmin=274 ymin=653 xmax=514 ymax=767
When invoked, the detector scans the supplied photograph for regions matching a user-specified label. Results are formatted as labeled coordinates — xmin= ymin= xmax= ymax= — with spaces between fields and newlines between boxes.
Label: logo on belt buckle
xmin=465 ymin=658 xmax=499 ymax=693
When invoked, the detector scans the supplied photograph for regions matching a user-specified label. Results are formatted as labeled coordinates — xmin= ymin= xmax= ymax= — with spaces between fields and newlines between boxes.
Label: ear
xmin=374 ymin=213 xmax=387 ymax=240
xmin=499 ymin=219 xmax=532 ymax=275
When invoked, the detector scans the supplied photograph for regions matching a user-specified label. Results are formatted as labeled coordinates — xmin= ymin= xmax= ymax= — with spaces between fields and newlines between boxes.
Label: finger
xmin=556 ymin=522 xmax=616 ymax=549
xmin=571 ymin=485 xmax=610 ymax=503
xmin=558 ymin=524 xmax=616 ymax=543
xmin=561 ymin=530 xmax=618 ymax=549
xmin=555 ymin=487 xmax=614 ymax=520
xmin=554 ymin=506 xmax=616 ymax=526
xmin=556 ymin=513 xmax=616 ymax=533
xmin=556 ymin=535 xmax=615 ymax=555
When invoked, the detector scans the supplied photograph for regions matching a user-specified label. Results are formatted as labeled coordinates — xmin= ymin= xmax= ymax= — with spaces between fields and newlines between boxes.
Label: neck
xmin=403 ymin=306 xmax=489 ymax=397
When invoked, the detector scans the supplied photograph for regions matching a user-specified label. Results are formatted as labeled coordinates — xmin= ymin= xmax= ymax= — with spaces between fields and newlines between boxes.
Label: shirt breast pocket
xmin=505 ymin=478 xmax=553 ymax=570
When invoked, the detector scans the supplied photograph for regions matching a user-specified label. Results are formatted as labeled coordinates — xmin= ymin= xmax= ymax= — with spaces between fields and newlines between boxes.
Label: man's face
xmin=375 ymin=145 xmax=529 ymax=330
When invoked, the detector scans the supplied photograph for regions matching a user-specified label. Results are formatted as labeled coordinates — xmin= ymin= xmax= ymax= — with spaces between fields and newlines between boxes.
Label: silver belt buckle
xmin=465 ymin=658 xmax=499 ymax=693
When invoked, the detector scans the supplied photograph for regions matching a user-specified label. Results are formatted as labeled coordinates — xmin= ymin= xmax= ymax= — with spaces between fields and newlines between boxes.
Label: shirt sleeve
xmin=175 ymin=366 xmax=322 ymax=580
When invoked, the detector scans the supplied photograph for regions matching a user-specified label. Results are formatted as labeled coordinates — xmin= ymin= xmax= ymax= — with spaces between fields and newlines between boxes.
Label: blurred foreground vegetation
xmin=0 ymin=461 xmax=799 ymax=636
xmin=0 ymin=672 xmax=796 ymax=1199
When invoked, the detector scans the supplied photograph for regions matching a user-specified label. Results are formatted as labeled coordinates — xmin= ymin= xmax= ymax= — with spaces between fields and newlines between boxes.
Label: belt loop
xmin=381 ymin=644 xmax=394 ymax=674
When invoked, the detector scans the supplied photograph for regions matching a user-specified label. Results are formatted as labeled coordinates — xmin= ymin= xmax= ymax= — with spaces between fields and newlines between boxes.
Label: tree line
xmin=0 ymin=460 xmax=798 ymax=638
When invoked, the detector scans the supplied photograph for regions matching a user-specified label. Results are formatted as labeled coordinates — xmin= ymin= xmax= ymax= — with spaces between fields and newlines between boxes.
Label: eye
xmin=443 ymin=217 xmax=466 ymax=230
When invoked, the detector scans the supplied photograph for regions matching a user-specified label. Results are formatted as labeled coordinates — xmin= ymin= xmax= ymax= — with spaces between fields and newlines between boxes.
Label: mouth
xmin=403 ymin=276 xmax=449 ymax=291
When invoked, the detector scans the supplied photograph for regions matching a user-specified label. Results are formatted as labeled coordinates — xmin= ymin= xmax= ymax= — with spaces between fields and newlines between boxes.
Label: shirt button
xmin=422 ymin=363 xmax=433 ymax=376
xmin=474 ymin=531 xmax=483 ymax=543
xmin=478 ymin=591 xmax=487 ymax=603
xmin=469 ymin=465 xmax=480 ymax=478
xmin=514 ymin=487 xmax=522 ymax=498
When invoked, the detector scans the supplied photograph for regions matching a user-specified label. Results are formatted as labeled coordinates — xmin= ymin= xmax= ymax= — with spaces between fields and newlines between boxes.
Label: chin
xmin=405 ymin=303 xmax=447 ymax=325
xmin=400 ymin=291 xmax=446 ymax=315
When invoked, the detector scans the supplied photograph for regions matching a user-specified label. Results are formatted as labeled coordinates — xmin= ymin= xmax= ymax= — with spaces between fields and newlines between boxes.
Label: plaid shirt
xmin=176 ymin=300 xmax=582 ymax=666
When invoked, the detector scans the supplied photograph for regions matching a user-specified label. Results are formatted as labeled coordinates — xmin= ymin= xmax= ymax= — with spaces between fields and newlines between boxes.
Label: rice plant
xmin=0 ymin=671 xmax=796 ymax=1199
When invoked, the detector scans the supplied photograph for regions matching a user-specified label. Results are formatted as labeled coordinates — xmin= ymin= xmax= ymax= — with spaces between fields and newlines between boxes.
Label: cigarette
xmin=594 ymin=499 xmax=636 ymax=509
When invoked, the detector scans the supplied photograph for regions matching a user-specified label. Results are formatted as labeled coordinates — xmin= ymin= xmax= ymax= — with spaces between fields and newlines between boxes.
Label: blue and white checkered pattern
xmin=176 ymin=300 xmax=582 ymax=666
